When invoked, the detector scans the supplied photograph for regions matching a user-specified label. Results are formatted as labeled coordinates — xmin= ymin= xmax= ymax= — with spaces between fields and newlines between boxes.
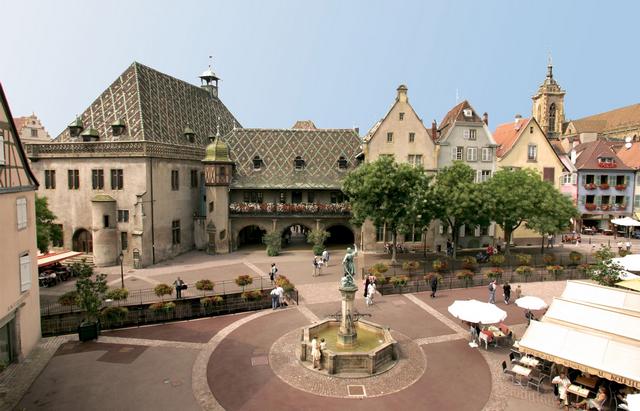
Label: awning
xmin=612 ymin=217 xmax=640 ymax=227
xmin=561 ymin=280 xmax=640 ymax=313
xmin=612 ymin=255 xmax=640 ymax=273
xmin=37 ymin=251 xmax=82 ymax=268
xmin=617 ymin=279 xmax=640 ymax=293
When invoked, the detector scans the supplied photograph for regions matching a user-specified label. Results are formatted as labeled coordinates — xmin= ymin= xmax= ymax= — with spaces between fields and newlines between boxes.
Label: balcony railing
xmin=229 ymin=202 xmax=351 ymax=216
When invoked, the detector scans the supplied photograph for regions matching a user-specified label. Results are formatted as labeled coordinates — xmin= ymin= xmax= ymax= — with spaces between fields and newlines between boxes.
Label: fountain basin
xmin=300 ymin=319 xmax=397 ymax=375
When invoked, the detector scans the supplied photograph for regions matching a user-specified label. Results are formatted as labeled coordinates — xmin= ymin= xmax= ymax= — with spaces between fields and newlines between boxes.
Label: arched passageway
xmin=238 ymin=225 xmax=267 ymax=248
xmin=325 ymin=225 xmax=355 ymax=246
xmin=72 ymin=228 xmax=93 ymax=253
xmin=281 ymin=224 xmax=313 ymax=248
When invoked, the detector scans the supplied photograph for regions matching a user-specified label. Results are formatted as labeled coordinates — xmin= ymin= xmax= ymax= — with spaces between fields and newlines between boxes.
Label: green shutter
xmin=595 ymin=196 xmax=602 ymax=205
xmin=579 ymin=196 xmax=585 ymax=205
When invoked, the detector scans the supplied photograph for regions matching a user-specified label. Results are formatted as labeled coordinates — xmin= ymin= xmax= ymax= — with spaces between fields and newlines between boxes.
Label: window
xmin=386 ymin=132 xmax=393 ymax=143
xmin=67 ymin=169 xmax=79 ymax=189
xmin=480 ymin=225 xmax=490 ymax=236
xmin=601 ymin=195 xmax=610 ymax=205
xmin=376 ymin=225 xmax=385 ymax=242
xmin=243 ymin=191 xmax=263 ymax=203
xmin=110 ymin=169 xmax=123 ymax=190
xmin=30 ymin=128 xmax=38 ymax=137
xmin=292 ymin=191 xmax=302 ymax=204
xmin=599 ymin=175 xmax=609 ymax=185
xmin=527 ymin=144 xmax=538 ymax=161
xmin=481 ymin=147 xmax=492 ymax=162
xmin=464 ymin=129 xmax=477 ymax=140
xmin=616 ymin=175 xmax=626 ymax=186
xmin=403 ymin=225 xmax=422 ymax=242
xmin=466 ymin=147 xmax=477 ymax=162
xmin=44 ymin=170 xmax=56 ymax=189
xmin=219 ymin=166 xmax=226 ymax=181
xmin=477 ymin=170 xmax=492 ymax=182
xmin=543 ymin=167 xmax=555 ymax=183
xmin=294 ymin=156 xmax=305 ymax=170
xmin=337 ymin=156 xmax=348 ymax=169
xmin=530 ymin=126 xmax=534 ymax=134
xmin=171 ymin=170 xmax=179 ymax=190
xmin=586 ymin=194 xmax=595 ymax=204
xmin=20 ymin=253 xmax=31 ymax=292
xmin=190 ymin=169 xmax=198 ymax=188
xmin=117 ymin=210 xmax=129 ymax=223
xmin=599 ymin=157 xmax=614 ymax=164
xmin=635 ymin=195 xmax=640 ymax=208
xmin=330 ymin=191 xmax=345 ymax=203
xmin=92 ymin=169 xmax=104 ymax=190
xmin=548 ymin=103 xmax=556 ymax=133
xmin=121 ymin=232 xmax=128 ymax=251
xmin=585 ymin=174 xmax=595 ymax=184
xmin=307 ymin=191 xmax=315 ymax=203
xmin=463 ymin=109 xmax=473 ymax=117
xmin=615 ymin=195 xmax=625 ymax=205
xmin=562 ymin=173 xmax=574 ymax=185
xmin=409 ymin=132 xmax=415 ymax=143
xmin=408 ymin=154 xmax=423 ymax=167
xmin=279 ymin=192 xmax=286 ymax=204
xmin=451 ymin=146 xmax=463 ymax=161
xmin=171 ymin=220 xmax=181 ymax=245
xmin=103 ymin=215 xmax=110 ymax=228
xmin=208 ymin=201 xmax=214 ymax=212
xmin=15 ymin=197 xmax=27 ymax=230
xmin=399 ymin=112 xmax=405 ymax=121
xmin=253 ymin=156 xmax=263 ymax=170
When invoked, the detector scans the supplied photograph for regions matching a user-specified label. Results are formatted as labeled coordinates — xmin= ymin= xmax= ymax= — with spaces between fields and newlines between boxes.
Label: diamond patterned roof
xmin=226 ymin=128 xmax=361 ymax=189
xmin=53 ymin=62 xmax=240 ymax=145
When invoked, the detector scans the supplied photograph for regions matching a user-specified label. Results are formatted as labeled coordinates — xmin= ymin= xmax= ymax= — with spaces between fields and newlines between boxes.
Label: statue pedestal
xmin=337 ymin=284 xmax=358 ymax=348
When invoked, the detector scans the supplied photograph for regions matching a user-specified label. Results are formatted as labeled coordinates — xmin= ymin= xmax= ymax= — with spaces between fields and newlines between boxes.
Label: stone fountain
xmin=300 ymin=246 xmax=398 ymax=376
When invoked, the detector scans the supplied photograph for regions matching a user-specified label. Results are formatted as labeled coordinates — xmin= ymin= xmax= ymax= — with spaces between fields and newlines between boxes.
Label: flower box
xmin=600 ymin=204 xmax=611 ymax=211
xmin=598 ymin=162 xmax=617 ymax=168
xmin=616 ymin=204 xmax=627 ymax=210
xmin=585 ymin=203 xmax=597 ymax=211
xmin=599 ymin=183 xmax=610 ymax=190
xmin=583 ymin=183 xmax=597 ymax=190
xmin=615 ymin=184 xmax=627 ymax=190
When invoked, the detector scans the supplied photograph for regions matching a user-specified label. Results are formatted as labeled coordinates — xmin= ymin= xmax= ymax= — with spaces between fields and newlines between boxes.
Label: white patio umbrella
xmin=626 ymin=393 xmax=640 ymax=411
xmin=611 ymin=217 xmax=640 ymax=227
xmin=447 ymin=299 xmax=507 ymax=325
xmin=515 ymin=296 xmax=548 ymax=311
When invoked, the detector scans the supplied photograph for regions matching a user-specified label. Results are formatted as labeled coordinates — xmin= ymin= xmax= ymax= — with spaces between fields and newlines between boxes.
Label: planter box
xmin=78 ymin=321 xmax=100 ymax=342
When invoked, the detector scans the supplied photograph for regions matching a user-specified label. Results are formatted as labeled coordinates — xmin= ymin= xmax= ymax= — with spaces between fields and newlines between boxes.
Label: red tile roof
xmin=574 ymin=140 xmax=633 ymax=170
xmin=438 ymin=100 xmax=483 ymax=135
xmin=617 ymin=142 xmax=640 ymax=169
xmin=493 ymin=118 xmax=528 ymax=157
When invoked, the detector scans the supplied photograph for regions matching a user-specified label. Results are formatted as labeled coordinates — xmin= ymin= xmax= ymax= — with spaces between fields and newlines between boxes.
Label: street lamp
xmin=119 ymin=251 xmax=124 ymax=289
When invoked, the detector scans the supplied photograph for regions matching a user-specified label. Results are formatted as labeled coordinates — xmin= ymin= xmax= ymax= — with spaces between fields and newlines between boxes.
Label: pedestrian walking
xmin=366 ymin=281 xmax=376 ymax=306
xmin=503 ymin=281 xmax=511 ymax=305
xmin=430 ymin=275 xmax=438 ymax=298
xmin=514 ymin=284 xmax=522 ymax=300
xmin=269 ymin=263 xmax=278 ymax=284
xmin=488 ymin=280 xmax=497 ymax=304
xmin=618 ymin=241 xmax=623 ymax=253
xmin=276 ymin=284 xmax=285 ymax=307
xmin=313 ymin=256 xmax=319 ymax=277
xmin=363 ymin=275 xmax=370 ymax=297
xmin=626 ymin=240 xmax=632 ymax=252
xmin=322 ymin=249 xmax=329 ymax=266
xmin=319 ymin=338 xmax=326 ymax=370
xmin=270 ymin=287 xmax=279 ymax=310
xmin=173 ymin=276 xmax=185 ymax=299
xmin=311 ymin=337 xmax=321 ymax=369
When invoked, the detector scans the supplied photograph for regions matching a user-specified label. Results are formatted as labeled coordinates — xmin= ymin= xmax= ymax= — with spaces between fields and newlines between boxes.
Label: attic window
xmin=253 ymin=156 xmax=263 ymax=170
xmin=337 ymin=156 xmax=348 ymax=169
xmin=294 ymin=156 xmax=305 ymax=171
xmin=399 ymin=112 xmax=405 ymax=121
xmin=463 ymin=109 xmax=473 ymax=117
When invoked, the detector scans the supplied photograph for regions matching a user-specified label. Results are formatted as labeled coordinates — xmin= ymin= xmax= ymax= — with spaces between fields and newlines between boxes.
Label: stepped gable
xmin=53 ymin=62 xmax=240 ymax=145
xmin=225 ymin=126 xmax=361 ymax=189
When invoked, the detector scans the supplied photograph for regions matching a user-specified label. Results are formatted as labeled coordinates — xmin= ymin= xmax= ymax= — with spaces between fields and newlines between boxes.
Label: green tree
xmin=432 ymin=162 xmax=489 ymax=259
xmin=525 ymin=182 xmax=579 ymax=253
xmin=342 ymin=156 xmax=429 ymax=264
xmin=74 ymin=261 xmax=108 ymax=324
xmin=307 ymin=229 xmax=330 ymax=255
xmin=35 ymin=195 xmax=62 ymax=253
xmin=590 ymin=245 xmax=625 ymax=286
xmin=483 ymin=168 xmax=545 ymax=255
xmin=262 ymin=231 xmax=282 ymax=256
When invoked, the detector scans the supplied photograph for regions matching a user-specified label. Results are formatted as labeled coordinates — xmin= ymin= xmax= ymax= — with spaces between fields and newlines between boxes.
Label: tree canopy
xmin=36 ymin=195 xmax=62 ymax=253
xmin=525 ymin=181 xmax=579 ymax=250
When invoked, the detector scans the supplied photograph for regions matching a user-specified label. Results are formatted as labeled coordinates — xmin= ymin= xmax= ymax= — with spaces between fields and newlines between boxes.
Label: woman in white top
xmin=366 ymin=282 xmax=376 ymax=306
xmin=551 ymin=372 xmax=571 ymax=409
xmin=311 ymin=338 xmax=321 ymax=369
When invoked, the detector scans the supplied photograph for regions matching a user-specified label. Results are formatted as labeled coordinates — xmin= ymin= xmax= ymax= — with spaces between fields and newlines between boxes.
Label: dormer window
xmin=337 ymin=156 xmax=348 ymax=169
xmin=183 ymin=126 xmax=195 ymax=143
xmin=253 ymin=156 xmax=264 ymax=170
xmin=598 ymin=156 xmax=617 ymax=168
xmin=111 ymin=119 xmax=126 ymax=137
xmin=294 ymin=156 xmax=305 ymax=171
xmin=463 ymin=109 xmax=473 ymax=117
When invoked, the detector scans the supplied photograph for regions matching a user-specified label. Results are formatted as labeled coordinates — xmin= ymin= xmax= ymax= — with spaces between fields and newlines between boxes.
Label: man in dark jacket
xmin=173 ymin=277 xmax=185 ymax=299
xmin=430 ymin=275 xmax=438 ymax=298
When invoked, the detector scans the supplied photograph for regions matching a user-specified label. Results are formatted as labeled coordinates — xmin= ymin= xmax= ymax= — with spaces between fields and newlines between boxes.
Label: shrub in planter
xmin=262 ymin=231 xmax=282 ymax=256
xmin=154 ymin=284 xmax=173 ymax=300
xmin=569 ymin=251 xmax=583 ymax=266
xmin=432 ymin=259 xmax=448 ymax=272
xmin=373 ymin=272 xmax=387 ymax=285
xmin=105 ymin=288 xmax=129 ymax=301
xmin=577 ymin=263 xmax=590 ymax=274
xmin=461 ymin=256 xmax=477 ymax=270
xmin=307 ymin=229 xmax=330 ymax=256
xmin=402 ymin=261 xmax=420 ymax=275
xmin=149 ymin=301 xmax=176 ymax=312
xmin=241 ymin=290 xmax=263 ymax=301
xmin=546 ymin=265 xmax=564 ymax=279
xmin=58 ymin=291 xmax=79 ymax=306
xmin=543 ymin=254 xmax=556 ymax=264
xmin=101 ymin=306 xmax=128 ymax=323
xmin=368 ymin=263 xmax=389 ymax=275
xmin=456 ymin=270 xmax=474 ymax=287
xmin=515 ymin=266 xmax=533 ymax=281
xmin=195 ymin=279 xmax=215 ymax=291
xmin=73 ymin=261 xmax=107 ymax=341
xmin=424 ymin=272 xmax=443 ymax=284
xmin=619 ymin=249 xmax=631 ymax=257
xmin=485 ymin=267 xmax=504 ymax=280
xmin=515 ymin=254 xmax=532 ymax=266
xmin=235 ymin=275 xmax=253 ymax=291
xmin=275 ymin=275 xmax=295 ymax=292
xmin=489 ymin=254 xmax=505 ymax=267
xmin=312 ymin=245 xmax=325 ymax=256
xmin=390 ymin=275 xmax=409 ymax=287
xmin=200 ymin=295 xmax=224 ymax=307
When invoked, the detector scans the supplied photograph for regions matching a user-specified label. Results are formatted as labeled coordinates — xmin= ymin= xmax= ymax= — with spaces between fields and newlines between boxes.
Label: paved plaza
xmin=1 ymin=242 xmax=592 ymax=411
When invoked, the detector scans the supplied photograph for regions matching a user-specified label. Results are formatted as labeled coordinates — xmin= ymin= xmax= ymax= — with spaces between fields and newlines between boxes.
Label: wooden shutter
xmin=16 ymin=198 xmax=27 ymax=229
xmin=20 ymin=254 xmax=31 ymax=292
xmin=543 ymin=167 xmax=555 ymax=182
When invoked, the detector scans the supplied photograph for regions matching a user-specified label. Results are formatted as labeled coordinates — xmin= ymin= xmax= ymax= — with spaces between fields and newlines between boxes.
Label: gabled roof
xmin=493 ymin=118 xmax=529 ymax=157
xmin=13 ymin=116 xmax=27 ymax=132
xmin=53 ymin=62 xmax=240 ymax=146
xmin=226 ymin=127 xmax=361 ymax=189
xmin=438 ymin=100 xmax=483 ymax=135
xmin=567 ymin=103 xmax=640 ymax=136
xmin=617 ymin=142 xmax=640 ymax=169
xmin=574 ymin=140 xmax=633 ymax=170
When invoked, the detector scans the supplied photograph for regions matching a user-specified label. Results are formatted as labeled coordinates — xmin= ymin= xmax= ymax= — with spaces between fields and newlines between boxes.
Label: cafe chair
xmin=509 ymin=351 xmax=520 ymax=364
xmin=527 ymin=373 xmax=546 ymax=392
xmin=479 ymin=331 xmax=491 ymax=350
xmin=501 ymin=361 xmax=516 ymax=382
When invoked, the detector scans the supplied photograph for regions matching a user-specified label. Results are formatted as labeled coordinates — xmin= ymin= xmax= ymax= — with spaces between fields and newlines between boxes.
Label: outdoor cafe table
xmin=488 ymin=326 xmax=508 ymax=346
xmin=567 ymin=384 xmax=590 ymax=404
xmin=519 ymin=356 xmax=540 ymax=368
xmin=511 ymin=364 xmax=532 ymax=387
xmin=575 ymin=375 xmax=598 ymax=390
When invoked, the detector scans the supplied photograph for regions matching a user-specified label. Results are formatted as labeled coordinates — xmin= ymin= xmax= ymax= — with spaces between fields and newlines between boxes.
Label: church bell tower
xmin=532 ymin=57 xmax=566 ymax=139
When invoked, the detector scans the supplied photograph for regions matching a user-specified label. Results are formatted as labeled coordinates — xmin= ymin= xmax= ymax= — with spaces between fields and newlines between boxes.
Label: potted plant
xmin=461 ymin=256 xmax=477 ymax=270
xmin=235 ymin=275 xmax=253 ymax=291
xmin=583 ymin=183 xmax=596 ymax=190
xmin=105 ymin=288 xmax=129 ymax=305
xmin=456 ymin=270 xmax=474 ymax=287
xmin=368 ymin=263 xmax=389 ymax=276
xmin=515 ymin=265 xmax=533 ymax=281
xmin=615 ymin=183 xmax=627 ymax=190
xmin=58 ymin=290 xmax=79 ymax=311
xmin=72 ymin=260 xmax=108 ymax=342
xmin=307 ymin=229 xmax=330 ymax=256
xmin=195 ymin=279 xmax=215 ymax=291
xmin=403 ymin=260 xmax=420 ymax=276
xmin=489 ymin=254 xmax=505 ymax=267
xmin=546 ymin=265 xmax=564 ymax=280
xmin=515 ymin=254 xmax=532 ymax=266
xmin=485 ymin=267 xmax=504 ymax=280
xmin=432 ymin=259 xmax=448 ymax=272
xmin=568 ymin=251 xmax=582 ymax=267
xmin=390 ymin=275 xmax=409 ymax=288
xmin=424 ymin=272 xmax=443 ymax=284
xmin=149 ymin=301 xmax=176 ymax=313
xmin=599 ymin=182 xmax=610 ymax=190
xmin=100 ymin=306 xmax=128 ymax=326
xmin=241 ymin=290 xmax=263 ymax=302
xmin=200 ymin=295 xmax=224 ymax=313
xmin=542 ymin=253 xmax=556 ymax=265
xmin=154 ymin=283 xmax=173 ymax=301
xmin=262 ymin=231 xmax=282 ymax=256
xmin=585 ymin=203 xmax=597 ymax=211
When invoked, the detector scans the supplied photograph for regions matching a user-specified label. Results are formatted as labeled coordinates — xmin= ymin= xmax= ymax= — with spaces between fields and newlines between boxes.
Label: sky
xmin=2 ymin=0 xmax=639 ymax=137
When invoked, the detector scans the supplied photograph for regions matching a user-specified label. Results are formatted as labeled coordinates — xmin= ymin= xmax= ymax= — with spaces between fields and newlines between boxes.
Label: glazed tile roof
xmin=574 ymin=140 xmax=633 ymax=171
xmin=53 ymin=62 xmax=240 ymax=145
xmin=493 ymin=118 xmax=529 ymax=157
xmin=567 ymin=103 xmax=640 ymax=136
xmin=225 ymin=127 xmax=361 ymax=189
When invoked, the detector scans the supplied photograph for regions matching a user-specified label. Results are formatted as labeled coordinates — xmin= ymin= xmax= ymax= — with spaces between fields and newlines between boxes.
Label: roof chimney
xmin=431 ymin=120 xmax=437 ymax=141
xmin=514 ymin=114 xmax=522 ymax=124
xmin=482 ymin=112 xmax=488 ymax=126
xmin=397 ymin=84 xmax=408 ymax=103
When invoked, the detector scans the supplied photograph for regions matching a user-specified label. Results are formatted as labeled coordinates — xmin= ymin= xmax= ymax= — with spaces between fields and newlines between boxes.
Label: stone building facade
xmin=531 ymin=61 xmax=566 ymax=139
xmin=0 ymin=84 xmax=41 ymax=366
xmin=13 ymin=114 xmax=50 ymax=145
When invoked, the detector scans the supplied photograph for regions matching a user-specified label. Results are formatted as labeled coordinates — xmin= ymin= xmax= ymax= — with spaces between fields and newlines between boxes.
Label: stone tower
xmin=532 ymin=58 xmax=566 ymax=139
xmin=202 ymin=133 xmax=233 ymax=254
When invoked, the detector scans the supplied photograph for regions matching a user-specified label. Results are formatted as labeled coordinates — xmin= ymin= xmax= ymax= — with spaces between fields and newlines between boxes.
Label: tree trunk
xmin=452 ymin=225 xmax=459 ymax=260
xmin=540 ymin=235 xmax=545 ymax=254
xmin=391 ymin=230 xmax=398 ymax=265
xmin=504 ymin=228 xmax=512 ymax=256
